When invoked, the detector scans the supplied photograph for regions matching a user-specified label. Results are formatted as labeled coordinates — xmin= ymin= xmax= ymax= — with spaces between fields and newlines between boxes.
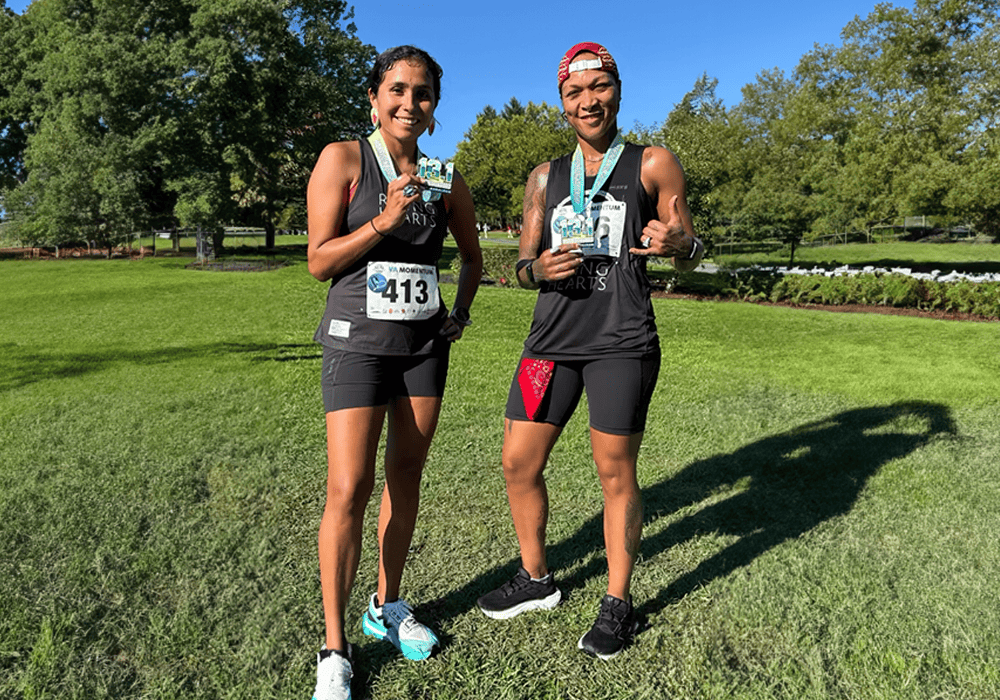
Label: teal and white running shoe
xmin=312 ymin=644 xmax=352 ymax=700
xmin=361 ymin=593 xmax=439 ymax=660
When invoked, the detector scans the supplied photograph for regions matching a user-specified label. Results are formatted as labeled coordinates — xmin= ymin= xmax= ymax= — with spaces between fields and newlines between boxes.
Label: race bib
xmin=550 ymin=191 xmax=627 ymax=257
xmin=365 ymin=261 xmax=439 ymax=320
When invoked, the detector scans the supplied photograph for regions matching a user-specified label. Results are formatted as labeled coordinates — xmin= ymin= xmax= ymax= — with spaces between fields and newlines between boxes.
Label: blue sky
xmin=6 ymin=0 xmax=915 ymax=159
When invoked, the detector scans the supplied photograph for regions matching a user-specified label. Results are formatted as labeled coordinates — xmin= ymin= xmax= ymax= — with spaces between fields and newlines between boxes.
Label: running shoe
xmin=477 ymin=566 xmax=562 ymax=620
xmin=361 ymin=593 xmax=439 ymax=660
xmin=577 ymin=594 xmax=639 ymax=660
xmin=312 ymin=645 xmax=352 ymax=700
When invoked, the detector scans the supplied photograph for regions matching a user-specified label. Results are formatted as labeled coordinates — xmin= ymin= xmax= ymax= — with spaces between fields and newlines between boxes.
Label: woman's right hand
xmin=532 ymin=243 xmax=582 ymax=282
xmin=376 ymin=173 xmax=425 ymax=233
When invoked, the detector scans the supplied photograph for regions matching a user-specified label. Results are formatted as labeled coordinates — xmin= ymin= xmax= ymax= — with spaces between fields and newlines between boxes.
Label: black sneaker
xmin=577 ymin=594 xmax=639 ymax=660
xmin=477 ymin=566 xmax=562 ymax=619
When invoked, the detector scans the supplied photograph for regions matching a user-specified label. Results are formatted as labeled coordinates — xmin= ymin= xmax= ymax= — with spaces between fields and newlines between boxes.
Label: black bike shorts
xmin=321 ymin=345 xmax=450 ymax=412
xmin=504 ymin=351 xmax=660 ymax=436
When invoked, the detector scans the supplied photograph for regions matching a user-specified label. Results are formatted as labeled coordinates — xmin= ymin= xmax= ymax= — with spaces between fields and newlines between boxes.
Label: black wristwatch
xmin=686 ymin=237 xmax=702 ymax=260
xmin=450 ymin=307 xmax=472 ymax=327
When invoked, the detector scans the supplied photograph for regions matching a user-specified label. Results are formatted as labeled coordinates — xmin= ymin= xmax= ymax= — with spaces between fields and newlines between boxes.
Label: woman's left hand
xmin=439 ymin=315 xmax=466 ymax=342
xmin=629 ymin=194 xmax=692 ymax=258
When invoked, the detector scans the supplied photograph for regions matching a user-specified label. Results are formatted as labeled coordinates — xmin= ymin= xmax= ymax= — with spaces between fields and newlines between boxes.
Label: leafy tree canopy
xmin=0 ymin=0 xmax=374 ymax=250
xmin=453 ymin=100 xmax=576 ymax=226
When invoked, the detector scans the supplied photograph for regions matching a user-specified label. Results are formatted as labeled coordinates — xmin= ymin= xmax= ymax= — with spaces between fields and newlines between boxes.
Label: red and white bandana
xmin=517 ymin=358 xmax=554 ymax=420
xmin=557 ymin=41 xmax=619 ymax=89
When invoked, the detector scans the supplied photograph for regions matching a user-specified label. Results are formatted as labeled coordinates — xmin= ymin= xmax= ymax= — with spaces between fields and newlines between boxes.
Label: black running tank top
xmin=523 ymin=143 xmax=659 ymax=359
xmin=313 ymin=139 xmax=449 ymax=355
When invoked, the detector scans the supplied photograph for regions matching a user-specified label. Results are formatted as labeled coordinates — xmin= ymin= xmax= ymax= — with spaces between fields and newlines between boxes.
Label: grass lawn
xmin=2 ymin=256 xmax=999 ymax=699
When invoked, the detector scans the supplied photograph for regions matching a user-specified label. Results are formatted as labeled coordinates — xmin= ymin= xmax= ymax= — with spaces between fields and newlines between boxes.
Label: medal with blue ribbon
xmin=569 ymin=129 xmax=625 ymax=236
xmin=367 ymin=129 xmax=444 ymax=203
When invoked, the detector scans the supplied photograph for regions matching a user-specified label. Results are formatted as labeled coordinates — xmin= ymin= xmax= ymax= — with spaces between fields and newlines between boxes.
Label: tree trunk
xmin=264 ymin=217 xmax=276 ymax=250
xmin=212 ymin=227 xmax=225 ymax=253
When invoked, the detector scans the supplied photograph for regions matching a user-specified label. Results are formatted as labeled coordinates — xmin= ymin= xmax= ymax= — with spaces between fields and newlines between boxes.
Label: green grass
xmin=2 ymin=257 xmax=1000 ymax=699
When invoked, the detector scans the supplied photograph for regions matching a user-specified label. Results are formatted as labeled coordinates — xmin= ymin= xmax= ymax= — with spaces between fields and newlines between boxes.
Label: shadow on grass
xmin=411 ymin=402 xmax=955 ymax=653
xmin=0 ymin=342 xmax=321 ymax=393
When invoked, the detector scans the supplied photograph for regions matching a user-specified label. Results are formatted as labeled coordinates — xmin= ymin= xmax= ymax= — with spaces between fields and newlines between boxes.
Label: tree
xmin=170 ymin=0 xmax=374 ymax=248
xmin=0 ymin=0 xmax=374 ymax=250
xmin=730 ymin=69 xmax=818 ymax=262
xmin=0 ymin=6 xmax=29 ymax=198
xmin=794 ymin=0 xmax=1000 ymax=234
xmin=1 ymin=0 xmax=178 ymax=252
xmin=647 ymin=74 xmax=742 ymax=246
xmin=453 ymin=100 xmax=576 ymax=227
xmin=500 ymin=97 xmax=525 ymax=118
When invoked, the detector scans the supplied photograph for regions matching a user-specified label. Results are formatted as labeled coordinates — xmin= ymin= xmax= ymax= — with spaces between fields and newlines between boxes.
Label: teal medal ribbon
xmin=367 ymin=129 xmax=441 ymax=203
xmin=569 ymin=129 xmax=625 ymax=234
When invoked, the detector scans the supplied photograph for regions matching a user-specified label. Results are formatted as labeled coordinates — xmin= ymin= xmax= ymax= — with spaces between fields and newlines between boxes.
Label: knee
xmin=325 ymin=470 xmax=375 ymax=517
xmin=383 ymin=458 xmax=426 ymax=502
xmin=595 ymin=458 xmax=638 ymax=496
xmin=387 ymin=452 xmax=426 ymax=480
xmin=501 ymin=450 xmax=544 ymax=489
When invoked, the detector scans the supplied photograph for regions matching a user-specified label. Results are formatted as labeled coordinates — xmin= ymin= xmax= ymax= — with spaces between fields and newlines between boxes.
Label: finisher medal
xmin=551 ymin=130 xmax=626 ymax=253
xmin=418 ymin=157 xmax=454 ymax=196
xmin=368 ymin=129 xmax=446 ymax=202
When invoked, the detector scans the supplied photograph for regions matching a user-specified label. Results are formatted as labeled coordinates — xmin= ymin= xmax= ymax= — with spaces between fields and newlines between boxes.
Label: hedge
xmin=453 ymin=253 xmax=1000 ymax=319
xmin=452 ymin=247 xmax=520 ymax=287
xmin=719 ymin=268 xmax=1000 ymax=318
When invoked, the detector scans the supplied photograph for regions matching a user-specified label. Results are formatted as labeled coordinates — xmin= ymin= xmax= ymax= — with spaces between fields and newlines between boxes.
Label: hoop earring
xmin=370 ymin=107 xmax=379 ymax=127
xmin=428 ymin=119 xmax=436 ymax=136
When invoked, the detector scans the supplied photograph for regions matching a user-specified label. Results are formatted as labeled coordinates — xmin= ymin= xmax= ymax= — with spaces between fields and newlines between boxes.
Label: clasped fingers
xmin=535 ymin=245 xmax=583 ymax=281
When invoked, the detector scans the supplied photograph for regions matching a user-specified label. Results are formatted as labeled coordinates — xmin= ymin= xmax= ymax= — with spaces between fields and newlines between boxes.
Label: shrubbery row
xmin=453 ymin=249 xmax=1000 ymax=319
xmin=720 ymin=268 xmax=1000 ymax=318
xmin=452 ymin=248 xmax=519 ymax=287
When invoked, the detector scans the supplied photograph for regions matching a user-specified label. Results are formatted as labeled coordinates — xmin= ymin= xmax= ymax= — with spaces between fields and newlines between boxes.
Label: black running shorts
xmin=321 ymin=345 xmax=450 ymax=412
xmin=504 ymin=351 xmax=661 ymax=436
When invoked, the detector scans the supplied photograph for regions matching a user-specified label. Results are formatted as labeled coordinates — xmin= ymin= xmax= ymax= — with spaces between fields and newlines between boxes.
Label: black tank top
xmin=523 ymin=143 xmax=659 ymax=360
xmin=313 ymin=139 xmax=449 ymax=355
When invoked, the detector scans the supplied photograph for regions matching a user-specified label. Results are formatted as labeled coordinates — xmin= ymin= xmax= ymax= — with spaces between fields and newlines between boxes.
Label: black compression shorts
xmin=321 ymin=345 xmax=450 ymax=412
xmin=504 ymin=350 xmax=661 ymax=435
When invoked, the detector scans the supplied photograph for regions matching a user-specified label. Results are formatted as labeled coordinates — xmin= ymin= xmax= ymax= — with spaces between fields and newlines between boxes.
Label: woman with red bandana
xmin=477 ymin=41 xmax=703 ymax=660
xmin=308 ymin=46 xmax=482 ymax=699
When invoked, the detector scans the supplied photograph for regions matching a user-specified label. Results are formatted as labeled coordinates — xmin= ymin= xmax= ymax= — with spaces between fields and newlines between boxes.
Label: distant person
xmin=307 ymin=45 xmax=482 ymax=700
xmin=476 ymin=41 xmax=703 ymax=660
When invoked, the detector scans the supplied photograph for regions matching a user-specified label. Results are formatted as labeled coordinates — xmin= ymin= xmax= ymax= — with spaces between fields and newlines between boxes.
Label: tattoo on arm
xmin=520 ymin=168 xmax=547 ymax=257
xmin=523 ymin=169 xmax=547 ymax=217
xmin=518 ymin=166 xmax=548 ymax=287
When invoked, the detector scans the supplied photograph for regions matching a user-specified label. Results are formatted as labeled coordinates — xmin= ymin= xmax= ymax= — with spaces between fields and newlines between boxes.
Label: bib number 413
xmin=366 ymin=262 xmax=439 ymax=320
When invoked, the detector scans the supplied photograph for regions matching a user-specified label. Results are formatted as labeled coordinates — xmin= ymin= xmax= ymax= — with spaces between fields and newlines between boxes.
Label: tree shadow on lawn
xmin=413 ymin=401 xmax=955 ymax=649
xmin=0 ymin=342 xmax=321 ymax=393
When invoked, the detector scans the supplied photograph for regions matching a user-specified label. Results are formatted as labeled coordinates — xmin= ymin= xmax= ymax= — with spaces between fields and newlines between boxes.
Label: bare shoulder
xmin=311 ymin=140 xmax=361 ymax=186
xmin=528 ymin=160 xmax=551 ymax=184
xmin=319 ymin=140 xmax=361 ymax=170
xmin=640 ymin=145 xmax=685 ymax=197
xmin=641 ymin=145 xmax=683 ymax=174
xmin=449 ymin=166 xmax=470 ymax=193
